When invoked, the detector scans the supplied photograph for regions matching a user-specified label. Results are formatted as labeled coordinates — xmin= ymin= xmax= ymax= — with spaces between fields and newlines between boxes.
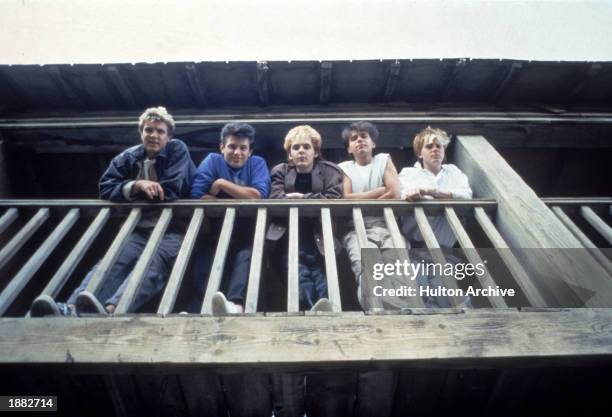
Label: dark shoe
xmin=31 ymin=295 xmax=75 ymax=317
xmin=75 ymin=291 xmax=107 ymax=315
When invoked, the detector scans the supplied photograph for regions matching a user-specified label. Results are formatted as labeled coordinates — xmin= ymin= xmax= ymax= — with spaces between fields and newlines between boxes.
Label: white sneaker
xmin=310 ymin=298 xmax=333 ymax=312
xmin=212 ymin=292 xmax=243 ymax=314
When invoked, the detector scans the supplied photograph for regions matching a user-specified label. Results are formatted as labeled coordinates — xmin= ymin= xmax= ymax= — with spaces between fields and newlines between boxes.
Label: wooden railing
xmin=544 ymin=197 xmax=612 ymax=275
xmin=0 ymin=198 xmax=567 ymax=317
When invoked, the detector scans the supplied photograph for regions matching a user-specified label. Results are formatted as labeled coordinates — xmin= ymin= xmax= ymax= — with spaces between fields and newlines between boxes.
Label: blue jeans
xmin=191 ymin=238 xmax=252 ymax=311
xmin=68 ymin=228 xmax=183 ymax=312
xmin=275 ymin=237 xmax=328 ymax=310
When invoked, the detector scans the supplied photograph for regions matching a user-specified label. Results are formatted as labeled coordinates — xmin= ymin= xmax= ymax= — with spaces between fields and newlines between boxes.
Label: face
xmin=419 ymin=138 xmax=445 ymax=171
xmin=220 ymin=135 xmax=252 ymax=168
xmin=140 ymin=120 xmax=170 ymax=157
xmin=289 ymin=137 xmax=318 ymax=173
xmin=347 ymin=130 xmax=375 ymax=159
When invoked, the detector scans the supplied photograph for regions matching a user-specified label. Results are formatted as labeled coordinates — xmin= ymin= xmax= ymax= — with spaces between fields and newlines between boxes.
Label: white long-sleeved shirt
xmin=398 ymin=162 xmax=472 ymax=248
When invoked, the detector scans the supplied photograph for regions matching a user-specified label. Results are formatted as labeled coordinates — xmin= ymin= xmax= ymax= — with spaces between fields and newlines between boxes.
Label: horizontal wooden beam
xmin=0 ymin=309 xmax=610 ymax=369
xmin=542 ymin=197 xmax=612 ymax=206
xmin=0 ymin=198 xmax=496 ymax=209
xmin=4 ymin=111 xmax=612 ymax=130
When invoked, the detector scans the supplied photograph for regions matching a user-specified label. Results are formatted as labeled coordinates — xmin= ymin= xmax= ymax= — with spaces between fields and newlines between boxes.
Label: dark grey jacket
xmin=266 ymin=160 xmax=343 ymax=254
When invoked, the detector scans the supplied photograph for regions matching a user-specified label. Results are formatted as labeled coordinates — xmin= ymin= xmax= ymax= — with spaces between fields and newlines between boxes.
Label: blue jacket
xmin=99 ymin=139 xmax=196 ymax=202
xmin=190 ymin=153 xmax=270 ymax=199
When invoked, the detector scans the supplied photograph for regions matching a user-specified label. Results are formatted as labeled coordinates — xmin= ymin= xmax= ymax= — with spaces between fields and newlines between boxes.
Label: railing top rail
xmin=542 ymin=197 xmax=612 ymax=206
xmin=0 ymin=199 xmax=497 ymax=217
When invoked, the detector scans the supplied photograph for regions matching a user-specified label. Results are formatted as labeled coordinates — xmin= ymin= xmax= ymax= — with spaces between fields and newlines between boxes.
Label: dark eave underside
xmin=1 ymin=59 xmax=612 ymax=115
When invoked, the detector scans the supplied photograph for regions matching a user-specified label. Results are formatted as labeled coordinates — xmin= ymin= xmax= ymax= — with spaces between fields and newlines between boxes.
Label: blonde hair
xmin=138 ymin=106 xmax=175 ymax=136
xmin=413 ymin=126 xmax=450 ymax=157
xmin=283 ymin=125 xmax=322 ymax=160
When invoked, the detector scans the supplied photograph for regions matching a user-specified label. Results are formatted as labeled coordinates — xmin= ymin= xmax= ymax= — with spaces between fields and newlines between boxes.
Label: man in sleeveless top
xmin=338 ymin=121 xmax=407 ymax=310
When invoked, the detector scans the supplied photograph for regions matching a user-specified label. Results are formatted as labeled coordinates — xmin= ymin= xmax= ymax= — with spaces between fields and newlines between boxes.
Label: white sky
xmin=1 ymin=0 xmax=611 ymax=65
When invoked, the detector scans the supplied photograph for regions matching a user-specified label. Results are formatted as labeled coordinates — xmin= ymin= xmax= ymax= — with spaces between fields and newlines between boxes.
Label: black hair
xmin=341 ymin=121 xmax=379 ymax=149
xmin=220 ymin=122 xmax=256 ymax=147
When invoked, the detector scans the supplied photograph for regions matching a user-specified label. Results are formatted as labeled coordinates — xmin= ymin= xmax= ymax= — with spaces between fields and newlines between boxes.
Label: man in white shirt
xmin=399 ymin=126 xmax=472 ymax=248
xmin=338 ymin=121 xmax=404 ymax=309
xmin=399 ymin=126 xmax=473 ymax=307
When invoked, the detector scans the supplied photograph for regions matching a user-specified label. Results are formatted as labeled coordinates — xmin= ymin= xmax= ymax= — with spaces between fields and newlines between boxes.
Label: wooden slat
xmin=352 ymin=207 xmax=369 ymax=248
xmin=114 ymin=208 xmax=173 ymax=314
xmin=0 ymin=208 xmax=49 ymax=271
xmin=287 ymin=207 xmax=299 ymax=313
xmin=352 ymin=207 xmax=382 ymax=309
xmin=383 ymin=207 xmax=423 ymax=308
xmin=445 ymin=207 xmax=508 ymax=308
xmin=0 ymin=208 xmax=18 ymax=234
xmin=157 ymin=208 xmax=204 ymax=315
xmin=39 ymin=208 xmax=111 ymax=299
xmin=321 ymin=208 xmax=341 ymax=312
xmin=2 ymin=310 xmax=612 ymax=366
xmin=0 ymin=208 xmax=79 ymax=315
xmin=201 ymin=208 xmax=236 ymax=314
xmin=84 ymin=208 xmax=141 ymax=295
xmin=413 ymin=207 xmax=461 ymax=299
xmin=581 ymin=206 xmax=612 ymax=245
xmin=552 ymin=206 xmax=612 ymax=276
xmin=413 ymin=207 xmax=446 ymax=264
xmin=474 ymin=207 xmax=548 ymax=306
xmin=244 ymin=208 xmax=267 ymax=313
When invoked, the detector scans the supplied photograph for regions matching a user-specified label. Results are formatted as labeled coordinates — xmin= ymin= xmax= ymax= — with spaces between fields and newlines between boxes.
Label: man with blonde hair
xmin=399 ymin=126 xmax=472 ymax=307
xmin=399 ymin=126 xmax=472 ymax=248
xmin=32 ymin=106 xmax=196 ymax=316
xmin=267 ymin=125 xmax=343 ymax=311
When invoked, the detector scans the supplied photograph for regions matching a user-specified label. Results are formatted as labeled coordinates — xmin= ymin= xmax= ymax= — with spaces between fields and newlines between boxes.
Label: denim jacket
xmin=99 ymin=139 xmax=196 ymax=202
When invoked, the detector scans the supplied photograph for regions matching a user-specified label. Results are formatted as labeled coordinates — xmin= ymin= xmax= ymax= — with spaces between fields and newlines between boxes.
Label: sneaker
xmin=75 ymin=291 xmax=108 ymax=315
xmin=211 ymin=292 xmax=243 ymax=315
xmin=310 ymin=298 xmax=333 ymax=312
xmin=31 ymin=295 xmax=76 ymax=317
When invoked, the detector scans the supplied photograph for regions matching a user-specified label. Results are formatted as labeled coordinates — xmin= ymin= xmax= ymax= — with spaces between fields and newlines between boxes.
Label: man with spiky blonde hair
xmin=399 ymin=126 xmax=472 ymax=248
